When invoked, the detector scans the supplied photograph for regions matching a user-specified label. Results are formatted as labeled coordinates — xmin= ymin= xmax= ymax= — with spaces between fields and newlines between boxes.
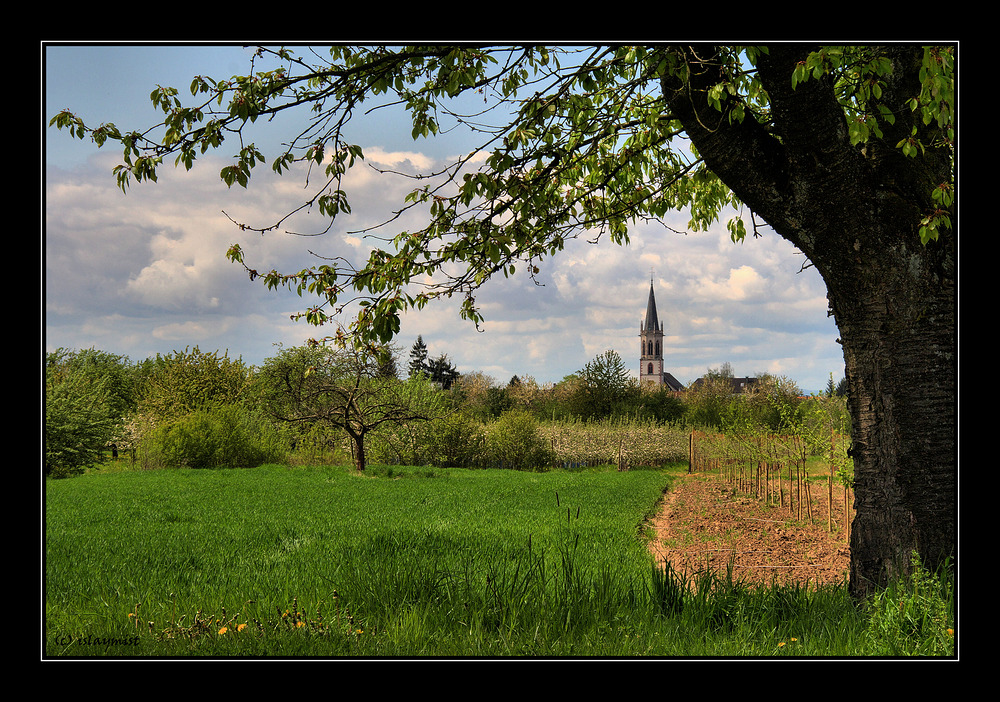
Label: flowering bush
xmin=540 ymin=418 xmax=689 ymax=469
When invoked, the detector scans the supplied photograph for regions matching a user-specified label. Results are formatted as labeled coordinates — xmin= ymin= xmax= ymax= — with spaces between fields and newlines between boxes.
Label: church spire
xmin=638 ymin=277 xmax=683 ymax=392
xmin=640 ymin=278 xmax=665 ymax=386
xmin=643 ymin=278 xmax=661 ymax=332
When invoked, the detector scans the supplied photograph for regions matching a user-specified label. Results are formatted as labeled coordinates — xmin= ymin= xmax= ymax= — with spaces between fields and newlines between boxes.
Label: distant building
xmin=688 ymin=375 xmax=760 ymax=394
xmin=639 ymin=280 xmax=684 ymax=391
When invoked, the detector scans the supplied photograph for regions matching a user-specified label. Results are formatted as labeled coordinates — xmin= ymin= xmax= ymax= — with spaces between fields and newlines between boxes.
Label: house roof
xmin=662 ymin=372 xmax=684 ymax=392
xmin=689 ymin=376 xmax=760 ymax=393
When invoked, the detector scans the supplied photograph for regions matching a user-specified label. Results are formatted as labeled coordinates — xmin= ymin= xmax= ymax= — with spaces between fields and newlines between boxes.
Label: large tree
xmin=51 ymin=44 xmax=956 ymax=598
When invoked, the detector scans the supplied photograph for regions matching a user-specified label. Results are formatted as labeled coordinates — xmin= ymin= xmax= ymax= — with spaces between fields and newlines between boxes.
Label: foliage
xmin=45 ymin=351 xmax=120 ymax=477
xmin=797 ymin=393 xmax=853 ymax=458
xmin=138 ymin=346 xmax=253 ymax=424
xmin=450 ymin=370 xmax=503 ymax=420
xmin=143 ymin=403 xmax=287 ymax=469
xmin=683 ymin=371 xmax=738 ymax=430
xmin=283 ymin=419 xmax=346 ymax=467
xmin=425 ymin=353 xmax=460 ymax=390
xmin=481 ymin=409 xmax=555 ymax=470
xmin=47 ymin=348 xmax=141 ymax=420
xmin=570 ymin=350 xmax=639 ymax=420
xmin=863 ymin=552 xmax=955 ymax=656
xmin=404 ymin=335 xmax=460 ymax=389
xmin=542 ymin=417 xmax=690 ymax=469
xmin=634 ymin=384 xmax=686 ymax=424
xmin=369 ymin=408 xmax=485 ymax=468
xmin=369 ymin=412 xmax=690 ymax=472
xmin=723 ymin=374 xmax=803 ymax=434
xmin=682 ymin=368 xmax=804 ymax=434
xmin=407 ymin=335 xmax=429 ymax=378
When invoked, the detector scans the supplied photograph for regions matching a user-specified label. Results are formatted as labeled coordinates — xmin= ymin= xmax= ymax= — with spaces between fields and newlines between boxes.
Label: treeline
xmin=45 ymin=346 xmax=286 ymax=477
xmin=44 ymin=342 xmax=850 ymax=477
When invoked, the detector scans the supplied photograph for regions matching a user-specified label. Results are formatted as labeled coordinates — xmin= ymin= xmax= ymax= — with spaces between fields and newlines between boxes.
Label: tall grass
xmin=44 ymin=464 xmax=954 ymax=657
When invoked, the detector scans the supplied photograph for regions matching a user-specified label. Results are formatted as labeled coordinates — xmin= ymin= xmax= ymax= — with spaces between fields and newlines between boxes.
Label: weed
xmin=863 ymin=551 xmax=955 ymax=656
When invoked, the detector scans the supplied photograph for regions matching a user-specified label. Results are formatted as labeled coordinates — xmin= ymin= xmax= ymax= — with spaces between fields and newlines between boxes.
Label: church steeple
xmin=639 ymin=278 xmax=665 ymax=386
xmin=643 ymin=279 xmax=661 ymax=333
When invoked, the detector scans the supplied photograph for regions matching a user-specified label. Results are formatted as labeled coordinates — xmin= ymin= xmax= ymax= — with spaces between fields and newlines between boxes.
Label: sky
xmin=43 ymin=43 xmax=846 ymax=394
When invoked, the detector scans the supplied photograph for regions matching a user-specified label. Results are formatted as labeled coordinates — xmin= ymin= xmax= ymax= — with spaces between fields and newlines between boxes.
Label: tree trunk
xmin=826 ymin=222 xmax=955 ymax=598
xmin=348 ymin=428 xmax=367 ymax=472
xmin=662 ymin=44 xmax=956 ymax=599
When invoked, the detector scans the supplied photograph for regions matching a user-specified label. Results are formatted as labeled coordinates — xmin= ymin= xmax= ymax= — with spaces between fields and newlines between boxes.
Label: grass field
xmin=44 ymin=463 xmax=954 ymax=658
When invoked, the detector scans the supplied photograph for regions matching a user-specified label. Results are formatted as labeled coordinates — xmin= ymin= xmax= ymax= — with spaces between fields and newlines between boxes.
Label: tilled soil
xmin=646 ymin=469 xmax=851 ymax=588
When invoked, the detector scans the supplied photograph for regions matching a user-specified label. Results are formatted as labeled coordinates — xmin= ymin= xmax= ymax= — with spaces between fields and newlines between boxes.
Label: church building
xmin=639 ymin=280 xmax=684 ymax=391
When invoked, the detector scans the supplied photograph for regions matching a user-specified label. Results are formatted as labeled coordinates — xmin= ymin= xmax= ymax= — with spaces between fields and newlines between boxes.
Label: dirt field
xmin=646 ymin=469 xmax=851 ymax=588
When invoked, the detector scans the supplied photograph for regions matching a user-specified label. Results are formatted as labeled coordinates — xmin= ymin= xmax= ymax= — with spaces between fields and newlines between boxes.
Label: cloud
xmin=696 ymin=264 xmax=767 ymax=302
xmin=45 ymin=143 xmax=844 ymax=393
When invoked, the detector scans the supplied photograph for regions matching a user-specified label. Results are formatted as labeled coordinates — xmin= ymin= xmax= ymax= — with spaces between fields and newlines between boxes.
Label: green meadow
xmin=44 ymin=463 xmax=953 ymax=658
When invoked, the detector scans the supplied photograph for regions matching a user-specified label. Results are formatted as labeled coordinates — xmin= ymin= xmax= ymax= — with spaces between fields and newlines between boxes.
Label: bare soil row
xmin=646 ymin=471 xmax=851 ymax=588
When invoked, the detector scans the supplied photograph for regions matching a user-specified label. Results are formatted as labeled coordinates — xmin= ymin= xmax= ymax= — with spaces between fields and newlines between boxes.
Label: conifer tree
xmin=408 ymin=335 xmax=429 ymax=378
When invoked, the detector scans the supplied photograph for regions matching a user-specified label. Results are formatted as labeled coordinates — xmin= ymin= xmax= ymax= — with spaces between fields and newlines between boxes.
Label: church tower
xmin=640 ymin=279 xmax=665 ymax=386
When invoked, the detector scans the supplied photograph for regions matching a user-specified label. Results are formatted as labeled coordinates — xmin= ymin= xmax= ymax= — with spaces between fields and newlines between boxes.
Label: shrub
xmin=45 ymin=355 xmax=118 ymax=477
xmin=368 ymin=411 xmax=485 ymax=468
xmin=421 ymin=412 xmax=486 ymax=468
xmin=481 ymin=410 xmax=554 ymax=470
xmin=144 ymin=404 xmax=287 ymax=469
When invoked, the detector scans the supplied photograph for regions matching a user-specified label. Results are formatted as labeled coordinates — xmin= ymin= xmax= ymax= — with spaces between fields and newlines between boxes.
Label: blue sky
xmin=43 ymin=43 xmax=845 ymax=394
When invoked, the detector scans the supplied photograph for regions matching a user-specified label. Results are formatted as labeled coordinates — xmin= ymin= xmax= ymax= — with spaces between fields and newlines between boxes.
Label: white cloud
xmin=151 ymin=319 xmax=227 ymax=342
xmin=45 ymin=134 xmax=844 ymax=394
xmin=696 ymin=265 xmax=767 ymax=302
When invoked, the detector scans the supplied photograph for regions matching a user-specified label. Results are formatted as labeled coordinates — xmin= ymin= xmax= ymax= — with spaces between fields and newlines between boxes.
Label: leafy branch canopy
xmin=50 ymin=44 xmax=954 ymax=347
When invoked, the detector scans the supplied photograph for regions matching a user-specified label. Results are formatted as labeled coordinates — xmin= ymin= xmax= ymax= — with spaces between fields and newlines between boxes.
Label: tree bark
xmin=663 ymin=44 xmax=956 ymax=598
xmin=347 ymin=427 xmax=367 ymax=472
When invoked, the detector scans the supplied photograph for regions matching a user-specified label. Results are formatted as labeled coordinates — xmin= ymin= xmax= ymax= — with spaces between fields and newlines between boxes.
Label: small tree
xmin=407 ymin=336 xmax=429 ymax=378
xmin=426 ymin=353 xmax=460 ymax=390
xmin=572 ymin=350 xmax=638 ymax=420
xmin=483 ymin=409 xmax=554 ymax=470
xmin=636 ymin=384 xmax=686 ymax=425
xmin=257 ymin=344 xmax=440 ymax=471
xmin=735 ymin=373 xmax=803 ymax=433
xmin=683 ymin=370 xmax=734 ymax=430
xmin=825 ymin=373 xmax=838 ymax=398
xmin=46 ymin=348 xmax=141 ymax=420
xmin=451 ymin=370 xmax=498 ymax=420
xmin=143 ymin=404 xmax=288 ymax=469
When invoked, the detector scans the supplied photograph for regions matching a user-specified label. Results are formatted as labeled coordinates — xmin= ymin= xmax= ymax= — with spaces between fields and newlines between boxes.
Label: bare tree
xmin=257 ymin=344 xmax=441 ymax=471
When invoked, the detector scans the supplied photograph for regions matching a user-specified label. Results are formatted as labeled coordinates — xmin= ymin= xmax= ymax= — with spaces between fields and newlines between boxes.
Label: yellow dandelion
xmin=296 ymin=620 xmax=305 ymax=628
xmin=790 ymin=638 xmax=798 ymax=642
xmin=218 ymin=626 xmax=228 ymax=635
xmin=948 ymin=628 xmax=954 ymax=637
xmin=128 ymin=612 xmax=135 ymax=619
xmin=778 ymin=642 xmax=786 ymax=647
xmin=237 ymin=623 xmax=247 ymax=632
